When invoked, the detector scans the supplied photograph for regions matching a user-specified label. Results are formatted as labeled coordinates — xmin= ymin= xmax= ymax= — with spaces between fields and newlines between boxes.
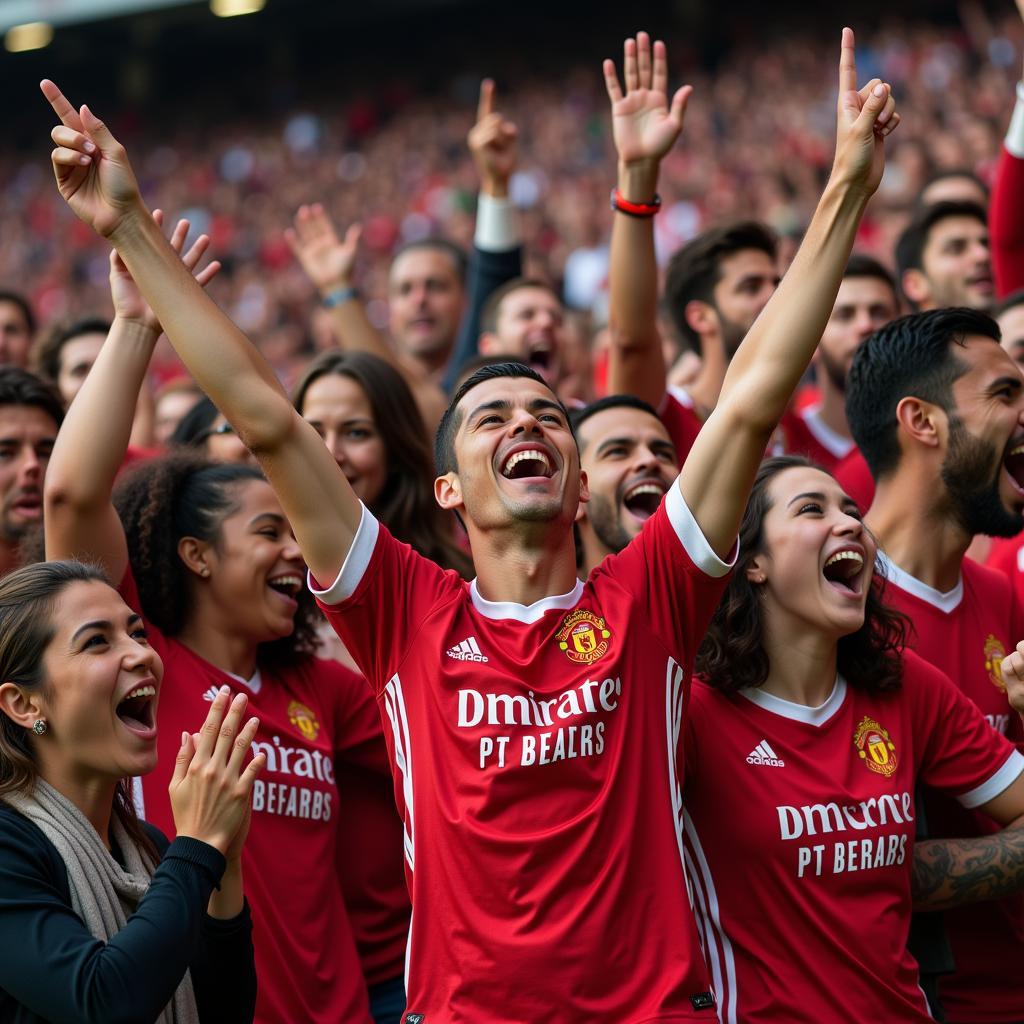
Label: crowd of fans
xmin=1 ymin=5 xmax=1024 ymax=1024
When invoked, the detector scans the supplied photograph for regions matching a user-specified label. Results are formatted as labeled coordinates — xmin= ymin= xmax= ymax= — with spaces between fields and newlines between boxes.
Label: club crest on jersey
xmin=287 ymin=700 xmax=320 ymax=742
xmin=984 ymin=634 xmax=1007 ymax=691
xmin=854 ymin=716 xmax=897 ymax=777
xmin=556 ymin=609 xmax=611 ymax=664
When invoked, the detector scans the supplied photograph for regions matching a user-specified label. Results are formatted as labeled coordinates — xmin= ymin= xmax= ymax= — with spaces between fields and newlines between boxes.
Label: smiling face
xmin=35 ymin=580 xmax=164 ymax=781
xmin=576 ymin=406 xmax=678 ymax=560
xmin=299 ymin=372 xmax=387 ymax=506
xmin=193 ymin=480 xmax=306 ymax=643
xmin=439 ymin=375 xmax=583 ymax=534
xmin=481 ymin=286 xmax=566 ymax=384
xmin=751 ymin=466 xmax=876 ymax=640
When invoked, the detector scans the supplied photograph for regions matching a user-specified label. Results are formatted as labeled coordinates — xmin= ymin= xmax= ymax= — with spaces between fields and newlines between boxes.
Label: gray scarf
xmin=6 ymin=779 xmax=199 ymax=1024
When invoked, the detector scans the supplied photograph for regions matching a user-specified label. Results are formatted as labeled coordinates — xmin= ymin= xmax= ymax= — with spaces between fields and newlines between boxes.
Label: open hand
xmin=468 ymin=80 xmax=518 ymax=196
xmin=832 ymin=28 xmax=900 ymax=196
xmin=41 ymin=80 xmax=143 ymax=238
xmin=1001 ymin=640 xmax=1024 ymax=716
xmin=604 ymin=32 xmax=692 ymax=169
xmin=110 ymin=211 xmax=221 ymax=331
xmin=169 ymin=686 xmax=265 ymax=856
xmin=284 ymin=203 xmax=360 ymax=294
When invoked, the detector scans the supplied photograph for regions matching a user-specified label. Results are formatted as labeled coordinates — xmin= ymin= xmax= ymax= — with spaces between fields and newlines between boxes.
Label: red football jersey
xmin=881 ymin=558 xmax=1024 ymax=1023
xmin=312 ymin=486 xmax=734 ymax=1023
xmin=660 ymin=386 xmax=703 ymax=465
xmin=986 ymin=533 xmax=1024 ymax=610
xmin=833 ymin=446 xmax=875 ymax=512
xmin=121 ymin=571 xmax=381 ymax=1024
xmin=683 ymin=656 xmax=1023 ymax=1024
xmin=775 ymin=404 xmax=856 ymax=473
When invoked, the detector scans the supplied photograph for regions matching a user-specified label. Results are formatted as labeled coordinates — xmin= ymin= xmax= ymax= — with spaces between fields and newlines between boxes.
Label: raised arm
xmin=42 ymin=81 xmax=362 ymax=586
xmin=44 ymin=213 xmax=217 ymax=580
xmin=285 ymin=203 xmax=447 ymax=427
xmin=605 ymin=32 xmax=691 ymax=408
xmin=675 ymin=29 xmax=898 ymax=557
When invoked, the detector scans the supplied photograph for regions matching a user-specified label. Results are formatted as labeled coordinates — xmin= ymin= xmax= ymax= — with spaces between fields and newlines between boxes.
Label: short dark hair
xmin=480 ymin=278 xmax=561 ymax=335
xmin=664 ymin=221 xmax=777 ymax=352
xmin=846 ymin=307 xmax=1000 ymax=481
xmin=31 ymin=317 xmax=110 ymax=385
xmin=391 ymin=238 xmax=468 ymax=285
xmin=168 ymin=395 xmax=219 ymax=449
xmin=995 ymin=288 xmax=1024 ymax=319
xmin=0 ymin=292 xmax=36 ymax=338
xmin=570 ymin=394 xmax=661 ymax=441
xmin=843 ymin=253 xmax=898 ymax=304
xmin=696 ymin=456 xmax=908 ymax=694
xmin=434 ymin=361 xmax=568 ymax=475
xmin=0 ymin=367 xmax=64 ymax=427
xmin=919 ymin=168 xmax=989 ymax=207
xmin=895 ymin=200 xmax=987 ymax=284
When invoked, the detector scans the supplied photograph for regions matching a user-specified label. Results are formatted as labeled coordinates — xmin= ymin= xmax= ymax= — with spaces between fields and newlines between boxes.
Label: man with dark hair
xmin=847 ymin=306 xmax=1024 ymax=1023
xmin=476 ymin=277 xmax=566 ymax=386
xmin=570 ymin=395 xmax=678 ymax=574
xmin=919 ymin=168 xmax=989 ymax=209
xmin=30 ymin=316 xmax=110 ymax=406
xmin=995 ymin=289 xmax=1024 ymax=370
xmin=896 ymin=201 xmax=994 ymax=311
xmin=776 ymin=253 xmax=900 ymax=470
xmin=0 ymin=367 xmax=63 ymax=576
xmin=0 ymin=291 xmax=37 ymax=370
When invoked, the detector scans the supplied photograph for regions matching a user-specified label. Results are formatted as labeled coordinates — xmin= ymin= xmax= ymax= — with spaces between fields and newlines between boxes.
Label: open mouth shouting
xmin=499 ymin=443 xmax=557 ymax=483
xmin=621 ymin=478 xmax=668 ymax=523
xmin=266 ymin=572 xmax=303 ymax=611
xmin=821 ymin=546 xmax=867 ymax=598
xmin=1003 ymin=437 xmax=1024 ymax=498
xmin=115 ymin=679 xmax=158 ymax=739
xmin=527 ymin=341 xmax=558 ymax=382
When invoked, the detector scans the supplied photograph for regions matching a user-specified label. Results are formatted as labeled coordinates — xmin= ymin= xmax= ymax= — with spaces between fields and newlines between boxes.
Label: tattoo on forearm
xmin=911 ymin=826 xmax=1024 ymax=911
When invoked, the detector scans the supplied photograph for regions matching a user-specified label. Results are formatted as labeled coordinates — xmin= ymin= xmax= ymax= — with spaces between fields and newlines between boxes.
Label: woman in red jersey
xmin=43 ymin=237 xmax=384 ymax=1024
xmin=686 ymin=455 xmax=1024 ymax=1024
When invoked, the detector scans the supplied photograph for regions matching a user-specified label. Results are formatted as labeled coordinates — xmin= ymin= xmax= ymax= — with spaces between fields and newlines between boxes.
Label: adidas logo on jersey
xmin=746 ymin=740 xmax=785 ymax=767
xmin=446 ymin=636 xmax=488 ymax=663
xmin=202 ymin=686 xmax=220 ymax=702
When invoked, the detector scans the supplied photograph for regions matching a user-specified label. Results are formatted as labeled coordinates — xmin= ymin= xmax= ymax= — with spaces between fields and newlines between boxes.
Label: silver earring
xmin=31 ymin=719 xmax=48 ymax=736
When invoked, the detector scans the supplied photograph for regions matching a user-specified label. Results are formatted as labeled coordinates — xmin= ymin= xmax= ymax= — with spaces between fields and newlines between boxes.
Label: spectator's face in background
xmin=154 ymin=387 xmax=202 ymax=447
xmin=909 ymin=215 xmax=993 ymax=311
xmin=818 ymin=277 xmax=899 ymax=392
xmin=577 ymin=407 xmax=677 ymax=556
xmin=710 ymin=249 xmax=779 ymax=355
xmin=481 ymin=286 xmax=565 ymax=384
xmin=0 ymin=301 xmax=33 ymax=369
xmin=389 ymin=248 xmax=465 ymax=364
xmin=55 ymin=331 xmax=106 ymax=407
xmin=204 ymin=415 xmax=255 ymax=466
xmin=918 ymin=176 xmax=988 ymax=208
xmin=299 ymin=372 xmax=387 ymax=507
xmin=0 ymin=405 xmax=57 ymax=543
xmin=997 ymin=304 xmax=1024 ymax=371
xmin=35 ymin=581 xmax=163 ymax=780
xmin=935 ymin=338 xmax=1024 ymax=538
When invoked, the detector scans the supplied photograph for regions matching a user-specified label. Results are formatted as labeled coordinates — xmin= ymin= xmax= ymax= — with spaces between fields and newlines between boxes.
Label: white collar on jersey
xmin=225 ymin=668 xmax=262 ymax=694
xmin=801 ymin=405 xmax=856 ymax=459
xmin=876 ymin=552 xmax=963 ymax=613
xmin=469 ymin=578 xmax=585 ymax=623
xmin=739 ymin=675 xmax=848 ymax=727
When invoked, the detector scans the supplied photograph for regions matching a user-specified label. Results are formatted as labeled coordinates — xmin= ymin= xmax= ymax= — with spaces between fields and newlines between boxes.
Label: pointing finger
xmin=839 ymin=27 xmax=857 ymax=97
xmin=41 ymin=80 xmax=84 ymax=131
xmin=477 ymin=79 xmax=495 ymax=123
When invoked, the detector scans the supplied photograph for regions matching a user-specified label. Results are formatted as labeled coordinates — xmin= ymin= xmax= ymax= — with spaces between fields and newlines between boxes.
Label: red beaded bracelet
xmin=610 ymin=188 xmax=662 ymax=218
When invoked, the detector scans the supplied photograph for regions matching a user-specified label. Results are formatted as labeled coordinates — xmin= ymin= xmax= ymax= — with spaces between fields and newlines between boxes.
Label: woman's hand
xmin=1001 ymin=640 xmax=1024 ymax=717
xmin=41 ymin=79 xmax=145 ymax=238
xmin=169 ymin=687 xmax=265 ymax=856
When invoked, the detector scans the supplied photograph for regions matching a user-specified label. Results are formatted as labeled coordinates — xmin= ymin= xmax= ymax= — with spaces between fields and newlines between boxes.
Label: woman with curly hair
xmin=44 ymin=230 xmax=381 ymax=1024
xmin=684 ymin=456 xmax=1024 ymax=1023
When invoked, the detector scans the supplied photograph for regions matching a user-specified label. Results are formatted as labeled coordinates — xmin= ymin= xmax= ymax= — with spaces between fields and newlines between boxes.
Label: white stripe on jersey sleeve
xmin=306 ymin=502 xmax=380 ymax=606
xmin=665 ymin=483 xmax=737 ymax=578
xmin=957 ymin=750 xmax=1024 ymax=809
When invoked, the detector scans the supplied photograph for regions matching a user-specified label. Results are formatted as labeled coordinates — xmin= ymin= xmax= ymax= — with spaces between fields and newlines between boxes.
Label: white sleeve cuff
xmin=1006 ymin=82 xmax=1024 ymax=159
xmin=475 ymin=193 xmax=520 ymax=252
xmin=958 ymin=750 xmax=1024 ymax=809
xmin=665 ymin=483 xmax=737 ymax=579
xmin=306 ymin=503 xmax=379 ymax=606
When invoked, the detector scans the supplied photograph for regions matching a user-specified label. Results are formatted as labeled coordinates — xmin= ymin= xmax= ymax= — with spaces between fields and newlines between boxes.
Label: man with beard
xmin=896 ymin=201 xmax=995 ymax=312
xmin=846 ymin=306 xmax=1024 ymax=1024
xmin=0 ymin=368 xmax=63 ymax=576
xmin=777 ymin=254 xmax=899 ymax=472
xmin=571 ymin=395 xmax=678 ymax=574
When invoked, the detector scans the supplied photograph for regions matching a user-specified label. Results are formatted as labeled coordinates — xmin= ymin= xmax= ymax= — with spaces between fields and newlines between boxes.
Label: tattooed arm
xmin=912 ymin=815 xmax=1024 ymax=911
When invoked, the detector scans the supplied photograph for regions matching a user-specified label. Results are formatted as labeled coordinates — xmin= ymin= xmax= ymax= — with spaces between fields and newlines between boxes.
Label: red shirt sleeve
xmin=990 ymin=146 xmax=1024 ymax=298
xmin=834 ymin=448 xmax=875 ymax=513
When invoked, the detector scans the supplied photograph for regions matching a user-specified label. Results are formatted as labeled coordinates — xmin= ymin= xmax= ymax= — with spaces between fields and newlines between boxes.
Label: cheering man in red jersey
xmin=42 ymin=27 xmax=898 ymax=1023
